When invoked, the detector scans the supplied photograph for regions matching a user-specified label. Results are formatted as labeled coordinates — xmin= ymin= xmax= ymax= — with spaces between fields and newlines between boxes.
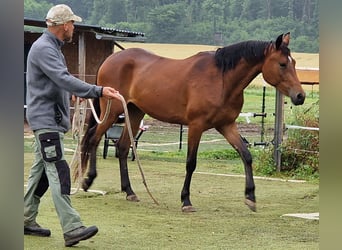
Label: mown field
xmin=24 ymin=101 xmax=319 ymax=249
xmin=24 ymin=43 xmax=319 ymax=249
xmin=24 ymin=141 xmax=318 ymax=249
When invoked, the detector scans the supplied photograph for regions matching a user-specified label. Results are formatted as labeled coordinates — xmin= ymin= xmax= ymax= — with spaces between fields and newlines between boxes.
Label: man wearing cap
xmin=24 ymin=4 xmax=119 ymax=247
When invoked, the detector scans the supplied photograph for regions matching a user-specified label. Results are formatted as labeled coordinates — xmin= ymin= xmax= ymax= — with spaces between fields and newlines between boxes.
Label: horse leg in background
xmin=82 ymin=114 xmax=117 ymax=191
xmin=117 ymin=104 xmax=145 ymax=202
xmin=181 ymin=125 xmax=203 ymax=212
xmin=217 ymin=123 xmax=256 ymax=212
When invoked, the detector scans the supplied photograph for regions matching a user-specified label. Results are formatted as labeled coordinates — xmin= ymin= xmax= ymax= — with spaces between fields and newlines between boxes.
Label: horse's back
xmin=97 ymin=47 xmax=221 ymax=124
xmin=100 ymin=47 xmax=214 ymax=75
xmin=103 ymin=48 xmax=160 ymax=69
xmin=98 ymin=47 xmax=215 ymax=90
xmin=97 ymin=48 xmax=161 ymax=88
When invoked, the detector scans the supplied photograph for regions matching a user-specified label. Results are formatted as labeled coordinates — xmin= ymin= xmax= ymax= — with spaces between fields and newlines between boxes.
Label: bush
xmin=281 ymin=101 xmax=319 ymax=172
xmin=254 ymin=101 xmax=319 ymax=179
xmin=254 ymin=147 xmax=276 ymax=176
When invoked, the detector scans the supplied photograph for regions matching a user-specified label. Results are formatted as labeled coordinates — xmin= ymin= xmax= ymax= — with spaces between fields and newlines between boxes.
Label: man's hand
xmin=102 ymin=87 xmax=121 ymax=100
xmin=71 ymin=95 xmax=85 ymax=103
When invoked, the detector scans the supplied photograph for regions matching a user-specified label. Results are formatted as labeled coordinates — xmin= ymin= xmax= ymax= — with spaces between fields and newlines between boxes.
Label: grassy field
xmin=24 ymin=146 xmax=318 ymax=249
xmin=24 ymin=119 xmax=319 ymax=249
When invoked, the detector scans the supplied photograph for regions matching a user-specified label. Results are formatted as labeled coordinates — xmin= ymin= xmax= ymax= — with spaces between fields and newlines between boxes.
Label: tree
xmin=147 ymin=3 xmax=186 ymax=43
xmin=24 ymin=0 xmax=52 ymax=19
xmin=203 ymin=0 xmax=224 ymax=31
xmin=24 ymin=0 xmax=319 ymax=53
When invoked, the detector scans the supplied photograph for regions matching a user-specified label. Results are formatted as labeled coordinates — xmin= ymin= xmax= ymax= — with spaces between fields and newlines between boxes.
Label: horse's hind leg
xmin=217 ymin=123 xmax=256 ymax=212
xmin=117 ymin=104 xmax=145 ymax=202
xmin=82 ymin=132 xmax=101 ymax=191
xmin=82 ymin=122 xmax=112 ymax=190
xmin=82 ymin=105 xmax=120 ymax=191
xmin=181 ymin=125 xmax=203 ymax=212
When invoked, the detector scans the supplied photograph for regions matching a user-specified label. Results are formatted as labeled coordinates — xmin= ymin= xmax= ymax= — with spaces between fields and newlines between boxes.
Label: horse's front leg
xmin=181 ymin=126 xmax=202 ymax=212
xmin=217 ymin=123 xmax=256 ymax=212
xmin=117 ymin=125 xmax=139 ymax=202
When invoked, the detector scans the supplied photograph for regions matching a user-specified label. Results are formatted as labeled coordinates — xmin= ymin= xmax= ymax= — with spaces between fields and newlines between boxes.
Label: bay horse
xmin=81 ymin=33 xmax=305 ymax=212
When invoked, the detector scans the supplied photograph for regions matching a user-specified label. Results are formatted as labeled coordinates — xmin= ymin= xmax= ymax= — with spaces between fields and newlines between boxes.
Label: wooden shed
xmin=24 ymin=18 xmax=145 ymax=106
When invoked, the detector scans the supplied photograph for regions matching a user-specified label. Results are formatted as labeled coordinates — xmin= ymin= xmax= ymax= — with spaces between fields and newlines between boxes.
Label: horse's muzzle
xmin=291 ymin=92 xmax=305 ymax=105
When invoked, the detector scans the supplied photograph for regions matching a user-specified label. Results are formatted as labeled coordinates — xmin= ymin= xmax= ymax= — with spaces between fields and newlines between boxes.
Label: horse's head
xmin=262 ymin=33 xmax=305 ymax=105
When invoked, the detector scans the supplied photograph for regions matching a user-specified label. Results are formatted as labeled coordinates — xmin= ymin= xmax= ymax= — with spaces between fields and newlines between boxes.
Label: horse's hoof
xmin=126 ymin=194 xmax=140 ymax=202
xmin=82 ymin=180 xmax=89 ymax=192
xmin=245 ymin=199 xmax=257 ymax=212
xmin=182 ymin=205 xmax=197 ymax=212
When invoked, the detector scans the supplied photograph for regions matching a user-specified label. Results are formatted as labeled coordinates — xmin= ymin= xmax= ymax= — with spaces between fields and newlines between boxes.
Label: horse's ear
xmin=282 ymin=32 xmax=290 ymax=46
xmin=275 ymin=34 xmax=284 ymax=50
xmin=275 ymin=32 xmax=290 ymax=50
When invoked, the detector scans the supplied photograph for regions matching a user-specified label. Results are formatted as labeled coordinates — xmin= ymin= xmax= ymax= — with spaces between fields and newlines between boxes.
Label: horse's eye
xmin=279 ymin=63 xmax=287 ymax=68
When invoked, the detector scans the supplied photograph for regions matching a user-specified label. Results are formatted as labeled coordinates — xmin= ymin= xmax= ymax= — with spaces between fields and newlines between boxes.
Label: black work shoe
xmin=64 ymin=225 xmax=98 ymax=247
xmin=24 ymin=222 xmax=51 ymax=237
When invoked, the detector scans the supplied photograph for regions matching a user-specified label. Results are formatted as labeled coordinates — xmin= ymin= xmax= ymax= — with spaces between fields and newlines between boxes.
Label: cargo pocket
xmin=34 ymin=169 xmax=49 ymax=197
xmin=39 ymin=132 xmax=62 ymax=162
xmin=55 ymin=160 xmax=71 ymax=195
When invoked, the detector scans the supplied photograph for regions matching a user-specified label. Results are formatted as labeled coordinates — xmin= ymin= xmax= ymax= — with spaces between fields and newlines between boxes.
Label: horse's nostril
xmin=295 ymin=92 xmax=305 ymax=105
xmin=297 ymin=93 xmax=303 ymax=100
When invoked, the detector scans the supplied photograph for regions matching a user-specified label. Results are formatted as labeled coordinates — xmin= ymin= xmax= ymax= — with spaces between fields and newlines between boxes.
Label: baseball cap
xmin=46 ymin=4 xmax=82 ymax=26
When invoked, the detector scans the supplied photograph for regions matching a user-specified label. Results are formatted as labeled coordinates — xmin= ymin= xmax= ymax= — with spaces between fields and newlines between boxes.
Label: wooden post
xmin=76 ymin=31 xmax=87 ymax=133
xmin=78 ymin=32 xmax=86 ymax=81
xmin=69 ymin=31 xmax=87 ymax=188
xmin=274 ymin=89 xmax=284 ymax=172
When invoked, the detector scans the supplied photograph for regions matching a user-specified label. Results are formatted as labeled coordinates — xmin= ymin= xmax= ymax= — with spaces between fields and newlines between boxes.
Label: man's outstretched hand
xmin=102 ymin=87 xmax=121 ymax=100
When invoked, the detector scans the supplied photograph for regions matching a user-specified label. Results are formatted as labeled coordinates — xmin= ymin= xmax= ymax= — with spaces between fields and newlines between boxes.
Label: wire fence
xmin=24 ymin=85 xmax=319 ymax=159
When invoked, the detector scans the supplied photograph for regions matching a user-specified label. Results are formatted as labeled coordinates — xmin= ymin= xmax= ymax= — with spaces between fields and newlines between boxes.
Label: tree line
xmin=24 ymin=0 xmax=319 ymax=53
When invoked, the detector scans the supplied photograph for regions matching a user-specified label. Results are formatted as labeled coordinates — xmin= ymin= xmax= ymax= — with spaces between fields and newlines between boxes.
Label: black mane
xmin=214 ymin=40 xmax=270 ymax=73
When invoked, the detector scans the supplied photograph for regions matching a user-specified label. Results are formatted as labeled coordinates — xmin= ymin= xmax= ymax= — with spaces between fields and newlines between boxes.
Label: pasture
xmin=24 ymin=131 xmax=319 ymax=249
xmin=24 ymin=43 xmax=319 ymax=249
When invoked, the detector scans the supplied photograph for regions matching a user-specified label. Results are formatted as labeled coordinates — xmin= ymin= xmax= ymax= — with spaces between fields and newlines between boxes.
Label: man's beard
xmin=64 ymin=32 xmax=73 ymax=43
xmin=65 ymin=36 xmax=73 ymax=43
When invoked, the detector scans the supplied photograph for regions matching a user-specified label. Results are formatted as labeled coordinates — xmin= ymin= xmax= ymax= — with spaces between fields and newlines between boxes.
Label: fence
xmin=24 ymin=79 xmax=319 ymax=171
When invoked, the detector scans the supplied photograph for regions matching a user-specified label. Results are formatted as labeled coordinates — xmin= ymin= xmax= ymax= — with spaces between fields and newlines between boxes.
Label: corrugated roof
xmin=24 ymin=17 xmax=146 ymax=42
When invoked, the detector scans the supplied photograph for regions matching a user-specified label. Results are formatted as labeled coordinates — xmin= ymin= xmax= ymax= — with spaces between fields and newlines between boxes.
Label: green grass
xmin=24 ymin=86 xmax=319 ymax=249
xmin=24 ymin=150 xmax=318 ymax=249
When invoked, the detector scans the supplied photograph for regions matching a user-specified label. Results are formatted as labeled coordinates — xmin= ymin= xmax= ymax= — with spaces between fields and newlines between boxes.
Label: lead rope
xmin=70 ymin=95 xmax=159 ymax=205
xmin=70 ymin=97 xmax=111 ymax=195
xmin=70 ymin=97 xmax=87 ymax=194
xmin=115 ymin=94 xmax=159 ymax=205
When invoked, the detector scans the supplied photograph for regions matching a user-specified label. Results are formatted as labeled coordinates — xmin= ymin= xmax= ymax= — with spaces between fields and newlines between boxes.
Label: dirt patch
xmin=24 ymin=118 xmax=264 ymax=138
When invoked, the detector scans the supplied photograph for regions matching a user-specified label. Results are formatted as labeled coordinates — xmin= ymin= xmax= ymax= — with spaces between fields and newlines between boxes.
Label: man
xmin=24 ymin=4 xmax=119 ymax=247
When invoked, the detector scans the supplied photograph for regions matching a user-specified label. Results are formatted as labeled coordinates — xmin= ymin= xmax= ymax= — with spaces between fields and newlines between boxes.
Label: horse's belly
xmin=135 ymin=99 xmax=187 ymax=125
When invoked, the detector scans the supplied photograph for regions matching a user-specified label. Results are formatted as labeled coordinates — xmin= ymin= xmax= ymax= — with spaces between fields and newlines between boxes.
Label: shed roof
xmin=24 ymin=17 xmax=146 ymax=42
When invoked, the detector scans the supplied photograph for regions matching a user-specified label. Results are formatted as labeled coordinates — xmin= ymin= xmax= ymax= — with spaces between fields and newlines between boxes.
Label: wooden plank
xmin=296 ymin=68 xmax=319 ymax=85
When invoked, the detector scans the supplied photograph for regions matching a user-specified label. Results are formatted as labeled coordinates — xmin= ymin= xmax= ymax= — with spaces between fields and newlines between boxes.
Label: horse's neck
xmin=223 ymin=61 xmax=262 ymax=94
